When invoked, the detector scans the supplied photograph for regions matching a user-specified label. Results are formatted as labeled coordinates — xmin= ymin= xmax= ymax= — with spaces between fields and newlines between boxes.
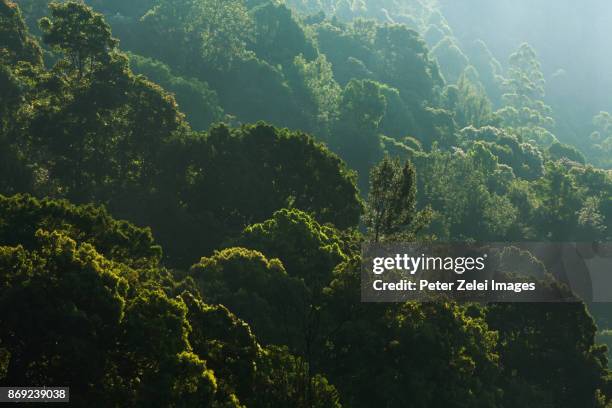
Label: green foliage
xmin=0 ymin=194 xmax=161 ymax=268
xmin=249 ymin=2 xmax=317 ymax=67
xmin=141 ymin=0 xmax=254 ymax=70
xmin=237 ymin=208 xmax=347 ymax=289
xmin=377 ymin=83 xmax=416 ymax=139
xmin=410 ymin=147 xmax=521 ymax=240
xmin=365 ymin=156 xmax=421 ymax=242
xmin=496 ymin=43 xmax=556 ymax=146
xmin=589 ymin=111 xmax=612 ymax=168
xmin=460 ymin=126 xmax=544 ymax=180
xmin=128 ymin=53 xmax=224 ymax=131
xmin=443 ymin=68 xmax=494 ymax=128
xmin=180 ymin=123 xmax=362 ymax=244
xmin=87 ymin=0 xmax=155 ymax=18
xmin=0 ymin=230 xmax=130 ymax=405
xmin=39 ymin=1 xmax=118 ymax=78
xmin=320 ymin=261 xmax=504 ymax=407
xmin=288 ymin=53 xmax=342 ymax=131
xmin=0 ymin=0 xmax=42 ymax=65
xmin=182 ymin=292 xmax=260 ymax=403
xmin=329 ymin=78 xmax=387 ymax=188
xmin=488 ymin=302 xmax=609 ymax=407
xmin=431 ymin=36 xmax=468 ymax=84
xmin=190 ymin=246 xmax=312 ymax=359
xmin=535 ymin=161 xmax=584 ymax=240
xmin=0 ymin=194 xmax=341 ymax=406
xmin=548 ymin=141 xmax=587 ymax=164
xmin=255 ymin=345 xmax=342 ymax=408
xmin=373 ymin=23 xmax=443 ymax=102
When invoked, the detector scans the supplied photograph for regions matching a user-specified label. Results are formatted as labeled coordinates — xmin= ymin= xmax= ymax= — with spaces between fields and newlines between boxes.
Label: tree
xmin=589 ymin=111 xmax=612 ymax=167
xmin=249 ymin=2 xmax=317 ymax=67
xmin=254 ymin=345 xmax=342 ymax=408
xmin=0 ymin=194 xmax=161 ymax=269
xmin=496 ymin=43 xmax=556 ymax=146
xmin=289 ymin=54 xmax=342 ymax=132
xmin=189 ymin=247 xmax=308 ymax=349
xmin=321 ymin=260 xmax=503 ymax=408
xmin=0 ymin=193 xmax=340 ymax=406
xmin=488 ymin=301 xmax=609 ymax=407
xmin=120 ymin=288 xmax=222 ymax=406
xmin=128 ymin=53 xmax=224 ymax=131
xmin=365 ymin=156 xmax=420 ymax=242
xmin=329 ymin=79 xmax=387 ymax=188
xmin=39 ymin=1 xmax=118 ymax=79
xmin=86 ymin=0 xmax=156 ymax=18
xmin=171 ymin=123 xmax=362 ymax=266
xmin=183 ymin=292 xmax=343 ymax=408
xmin=548 ymin=141 xmax=586 ymax=164
xmin=0 ymin=228 xmax=228 ymax=406
xmin=235 ymin=208 xmax=350 ymax=367
xmin=0 ymin=230 xmax=129 ymax=404
xmin=535 ymin=161 xmax=583 ymax=240
xmin=409 ymin=147 xmax=521 ymax=241
xmin=373 ymin=24 xmax=443 ymax=103
xmin=431 ymin=36 xmax=469 ymax=84
xmin=182 ymin=293 xmax=260 ymax=404
xmin=0 ymin=0 xmax=42 ymax=65
xmin=140 ymin=0 xmax=254 ymax=71
xmin=443 ymin=67 xmax=493 ymax=128
xmin=237 ymin=209 xmax=347 ymax=290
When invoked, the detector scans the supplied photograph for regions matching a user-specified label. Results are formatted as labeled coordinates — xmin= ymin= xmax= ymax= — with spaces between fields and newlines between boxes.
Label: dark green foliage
xmin=138 ymin=0 xmax=254 ymax=71
xmin=488 ymin=302 xmax=609 ymax=407
xmin=2 ymin=3 xmax=362 ymax=267
xmin=329 ymin=79 xmax=387 ymax=187
xmin=0 ymin=0 xmax=42 ymax=65
xmin=0 ymin=194 xmax=161 ymax=268
xmin=254 ymin=345 xmax=342 ymax=408
xmin=128 ymin=53 xmax=224 ymax=131
xmin=233 ymin=209 xmax=351 ymax=365
xmin=373 ymin=24 xmax=443 ymax=103
xmin=211 ymin=55 xmax=309 ymax=128
xmin=443 ymin=69 xmax=494 ymax=128
xmin=236 ymin=208 xmax=347 ymax=290
xmin=409 ymin=147 xmax=522 ymax=240
xmin=173 ymin=123 xmax=362 ymax=265
xmin=320 ymin=260 xmax=503 ymax=408
xmin=548 ymin=141 xmax=587 ymax=165
xmin=365 ymin=156 xmax=419 ymax=242
xmin=39 ymin=1 xmax=118 ymax=78
xmin=0 ymin=231 xmax=131 ymax=405
xmin=249 ymin=2 xmax=317 ymax=67
xmin=0 ymin=195 xmax=341 ymax=406
xmin=535 ymin=161 xmax=584 ymax=240
xmin=189 ymin=247 xmax=307 ymax=348
xmin=461 ymin=126 xmax=544 ymax=180
xmin=182 ymin=293 xmax=260 ymax=403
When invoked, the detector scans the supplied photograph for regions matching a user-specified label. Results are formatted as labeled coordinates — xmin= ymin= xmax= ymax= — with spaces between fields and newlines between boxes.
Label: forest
xmin=0 ymin=0 xmax=611 ymax=406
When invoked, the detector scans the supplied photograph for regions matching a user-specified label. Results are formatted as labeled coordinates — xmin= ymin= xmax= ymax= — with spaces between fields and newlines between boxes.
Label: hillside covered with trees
xmin=1 ymin=0 xmax=611 ymax=406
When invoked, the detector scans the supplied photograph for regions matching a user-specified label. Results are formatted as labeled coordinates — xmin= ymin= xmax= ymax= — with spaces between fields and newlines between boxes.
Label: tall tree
xmin=496 ymin=43 xmax=556 ymax=146
xmin=39 ymin=1 xmax=118 ymax=79
xmin=365 ymin=156 xmax=421 ymax=242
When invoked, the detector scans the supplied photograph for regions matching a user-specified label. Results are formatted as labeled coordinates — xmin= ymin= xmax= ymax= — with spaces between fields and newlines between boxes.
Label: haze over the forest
xmin=440 ymin=0 xmax=612 ymax=141
xmin=1 ymin=0 xmax=612 ymax=406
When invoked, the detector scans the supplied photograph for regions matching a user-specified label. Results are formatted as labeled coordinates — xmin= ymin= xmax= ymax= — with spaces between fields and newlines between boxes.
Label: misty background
xmin=439 ymin=0 xmax=612 ymax=141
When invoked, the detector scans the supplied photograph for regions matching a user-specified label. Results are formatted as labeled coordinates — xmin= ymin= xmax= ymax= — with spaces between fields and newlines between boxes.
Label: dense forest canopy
xmin=1 ymin=0 xmax=612 ymax=406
